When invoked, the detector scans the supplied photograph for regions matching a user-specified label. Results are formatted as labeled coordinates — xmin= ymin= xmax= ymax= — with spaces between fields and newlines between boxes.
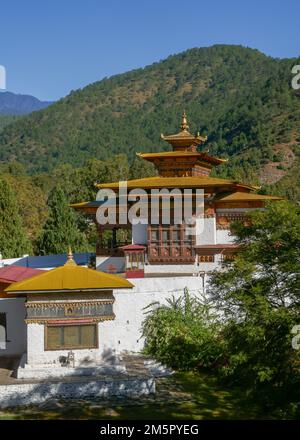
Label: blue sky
xmin=0 ymin=0 xmax=299 ymax=100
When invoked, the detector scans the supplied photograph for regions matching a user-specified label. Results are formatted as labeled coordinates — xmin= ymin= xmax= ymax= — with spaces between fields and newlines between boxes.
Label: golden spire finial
xmin=65 ymin=246 xmax=76 ymax=266
xmin=181 ymin=110 xmax=189 ymax=131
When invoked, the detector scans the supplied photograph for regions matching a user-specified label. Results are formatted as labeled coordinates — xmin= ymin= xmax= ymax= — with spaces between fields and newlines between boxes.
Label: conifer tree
xmin=0 ymin=177 xmax=32 ymax=258
xmin=37 ymin=185 xmax=88 ymax=255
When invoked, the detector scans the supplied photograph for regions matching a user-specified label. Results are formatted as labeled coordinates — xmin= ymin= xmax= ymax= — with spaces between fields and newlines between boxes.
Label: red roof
xmin=0 ymin=266 xmax=43 ymax=284
xmin=120 ymin=244 xmax=146 ymax=252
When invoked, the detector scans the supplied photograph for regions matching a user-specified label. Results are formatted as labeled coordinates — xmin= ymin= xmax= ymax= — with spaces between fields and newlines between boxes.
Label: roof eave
xmin=6 ymin=285 xmax=133 ymax=294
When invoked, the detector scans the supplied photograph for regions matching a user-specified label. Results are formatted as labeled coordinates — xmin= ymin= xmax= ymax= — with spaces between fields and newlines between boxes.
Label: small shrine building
xmin=4 ymin=250 xmax=133 ymax=375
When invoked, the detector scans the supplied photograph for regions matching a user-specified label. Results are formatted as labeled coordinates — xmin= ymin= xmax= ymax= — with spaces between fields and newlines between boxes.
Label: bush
xmin=142 ymin=289 xmax=224 ymax=370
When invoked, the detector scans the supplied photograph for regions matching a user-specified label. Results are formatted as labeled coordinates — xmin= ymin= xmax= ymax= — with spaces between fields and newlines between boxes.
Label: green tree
xmin=37 ymin=185 xmax=88 ymax=255
xmin=0 ymin=177 xmax=32 ymax=258
xmin=209 ymin=201 xmax=300 ymax=410
xmin=142 ymin=289 xmax=223 ymax=370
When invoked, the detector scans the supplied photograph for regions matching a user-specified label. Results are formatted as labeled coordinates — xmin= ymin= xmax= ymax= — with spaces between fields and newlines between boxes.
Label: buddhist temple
xmin=72 ymin=112 xmax=281 ymax=275
xmin=2 ymin=250 xmax=133 ymax=377
xmin=0 ymin=113 xmax=282 ymax=399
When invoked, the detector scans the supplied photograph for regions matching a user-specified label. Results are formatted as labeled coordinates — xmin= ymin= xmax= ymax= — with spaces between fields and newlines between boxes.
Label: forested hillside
xmin=0 ymin=45 xmax=299 ymax=255
xmin=0 ymin=115 xmax=20 ymax=132
xmin=0 ymin=45 xmax=299 ymax=178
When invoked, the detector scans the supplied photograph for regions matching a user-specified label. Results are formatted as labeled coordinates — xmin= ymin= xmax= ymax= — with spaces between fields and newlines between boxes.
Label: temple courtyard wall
xmin=1 ymin=276 xmax=207 ymax=363
xmin=0 ymin=376 xmax=155 ymax=408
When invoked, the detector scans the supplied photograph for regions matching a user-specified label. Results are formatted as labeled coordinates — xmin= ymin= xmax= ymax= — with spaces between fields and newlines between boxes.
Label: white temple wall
xmin=195 ymin=217 xmax=216 ymax=245
xmin=144 ymin=264 xmax=196 ymax=274
xmin=26 ymin=277 xmax=208 ymax=365
xmin=103 ymin=276 xmax=207 ymax=353
xmin=0 ymin=298 xmax=26 ymax=356
xmin=216 ymin=229 xmax=236 ymax=244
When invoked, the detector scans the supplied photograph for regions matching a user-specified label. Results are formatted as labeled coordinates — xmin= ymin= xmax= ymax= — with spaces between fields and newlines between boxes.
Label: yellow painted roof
xmin=5 ymin=263 xmax=133 ymax=293
xmin=97 ymin=176 xmax=256 ymax=191
xmin=161 ymin=130 xmax=207 ymax=144
xmin=216 ymin=191 xmax=282 ymax=202
xmin=137 ymin=151 xmax=226 ymax=165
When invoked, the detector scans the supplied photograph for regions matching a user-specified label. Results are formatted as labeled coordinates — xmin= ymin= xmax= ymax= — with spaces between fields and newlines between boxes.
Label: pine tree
xmin=0 ymin=177 xmax=32 ymax=258
xmin=37 ymin=185 xmax=88 ymax=255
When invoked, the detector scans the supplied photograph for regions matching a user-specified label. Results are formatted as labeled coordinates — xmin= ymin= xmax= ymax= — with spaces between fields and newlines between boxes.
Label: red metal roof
xmin=0 ymin=266 xmax=43 ymax=284
xmin=120 ymin=244 xmax=146 ymax=252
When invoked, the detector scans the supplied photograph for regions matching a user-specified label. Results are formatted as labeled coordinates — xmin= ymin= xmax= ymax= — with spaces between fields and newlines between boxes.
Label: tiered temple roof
xmin=135 ymin=112 xmax=226 ymax=177
xmin=160 ymin=110 xmax=207 ymax=150
xmin=72 ymin=112 xmax=280 ymax=214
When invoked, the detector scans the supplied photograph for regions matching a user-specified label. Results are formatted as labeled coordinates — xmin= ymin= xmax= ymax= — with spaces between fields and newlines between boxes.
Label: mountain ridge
xmin=0 ymin=91 xmax=52 ymax=115
xmin=0 ymin=45 xmax=299 ymax=185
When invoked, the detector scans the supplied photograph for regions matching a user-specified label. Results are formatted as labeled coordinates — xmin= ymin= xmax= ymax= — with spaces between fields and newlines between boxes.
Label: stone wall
xmin=0 ymin=376 xmax=155 ymax=408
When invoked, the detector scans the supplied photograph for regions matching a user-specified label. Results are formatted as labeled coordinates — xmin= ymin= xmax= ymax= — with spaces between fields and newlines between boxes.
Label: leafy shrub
xmin=142 ymin=289 xmax=224 ymax=370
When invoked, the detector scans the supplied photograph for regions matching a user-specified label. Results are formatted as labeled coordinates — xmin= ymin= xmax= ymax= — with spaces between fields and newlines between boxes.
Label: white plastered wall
xmin=195 ymin=217 xmax=216 ymax=245
xmin=26 ymin=277 xmax=208 ymax=365
xmin=0 ymin=298 xmax=26 ymax=356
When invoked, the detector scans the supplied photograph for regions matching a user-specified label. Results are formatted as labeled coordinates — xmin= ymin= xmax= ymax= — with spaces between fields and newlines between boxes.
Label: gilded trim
xmin=25 ymin=314 xmax=115 ymax=324
xmin=26 ymin=300 xmax=114 ymax=308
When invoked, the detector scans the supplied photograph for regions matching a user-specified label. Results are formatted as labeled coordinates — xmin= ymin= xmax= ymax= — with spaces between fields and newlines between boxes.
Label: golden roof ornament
xmin=65 ymin=246 xmax=77 ymax=266
xmin=161 ymin=111 xmax=207 ymax=151
xmin=181 ymin=110 xmax=189 ymax=131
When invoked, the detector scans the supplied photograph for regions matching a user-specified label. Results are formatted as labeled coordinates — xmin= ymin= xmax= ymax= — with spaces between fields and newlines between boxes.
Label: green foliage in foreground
xmin=143 ymin=201 xmax=300 ymax=414
xmin=143 ymin=290 xmax=224 ymax=370
xmin=210 ymin=201 xmax=300 ymax=393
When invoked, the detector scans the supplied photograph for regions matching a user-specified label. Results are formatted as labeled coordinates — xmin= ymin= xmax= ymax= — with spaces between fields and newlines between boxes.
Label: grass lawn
xmin=0 ymin=371 xmax=275 ymax=420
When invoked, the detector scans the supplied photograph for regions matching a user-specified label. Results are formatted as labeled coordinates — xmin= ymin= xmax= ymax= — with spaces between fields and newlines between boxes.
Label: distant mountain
xmin=0 ymin=91 xmax=52 ymax=115
xmin=0 ymin=45 xmax=299 ymax=185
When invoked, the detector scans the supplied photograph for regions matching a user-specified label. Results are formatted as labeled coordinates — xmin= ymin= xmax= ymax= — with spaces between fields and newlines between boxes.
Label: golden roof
xmin=215 ymin=192 xmax=282 ymax=202
xmin=96 ymin=176 xmax=257 ymax=191
xmin=5 ymin=254 xmax=133 ymax=294
xmin=137 ymin=150 xmax=226 ymax=166
xmin=161 ymin=111 xmax=207 ymax=149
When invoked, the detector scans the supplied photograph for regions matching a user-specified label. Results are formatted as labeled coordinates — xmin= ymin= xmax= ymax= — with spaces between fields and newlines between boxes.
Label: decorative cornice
xmin=26 ymin=300 xmax=114 ymax=308
xmin=25 ymin=315 xmax=115 ymax=324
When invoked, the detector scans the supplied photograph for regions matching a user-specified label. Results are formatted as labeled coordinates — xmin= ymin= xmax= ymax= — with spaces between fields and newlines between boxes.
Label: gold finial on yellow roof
xmin=65 ymin=246 xmax=76 ymax=266
xmin=181 ymin=110 xmax=189 ymax=131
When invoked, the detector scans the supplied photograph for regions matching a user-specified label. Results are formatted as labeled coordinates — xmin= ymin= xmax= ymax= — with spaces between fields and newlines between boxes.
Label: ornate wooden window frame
xmin=148 ymin=223 xmax=195 ymax=263
xmin=44 ymin=323 xmax=98 ymax=351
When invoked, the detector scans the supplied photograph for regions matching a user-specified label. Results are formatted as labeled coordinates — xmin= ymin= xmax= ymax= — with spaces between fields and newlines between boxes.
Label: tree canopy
xmin=0 ymin=177 xmax=32 ymax=258
xmin=36 ymin=185 xmax=88 ymax=255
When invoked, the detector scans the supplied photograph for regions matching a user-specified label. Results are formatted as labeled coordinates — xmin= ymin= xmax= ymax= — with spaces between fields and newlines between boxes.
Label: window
xmin=151 ymin=228 xmax=159 ymax=241
xmin=162 ymin=229 xmax=170 ymax=242
xmin=0 ymin=313 xmax=7 ymax=350
xmin=148 ymin=224 xmax=195 ymax=262
xmin=45 ymin=324 xmax=98 ymax=350
xmin=172 ymin=228 xmax=181 ymax=242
